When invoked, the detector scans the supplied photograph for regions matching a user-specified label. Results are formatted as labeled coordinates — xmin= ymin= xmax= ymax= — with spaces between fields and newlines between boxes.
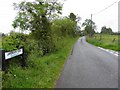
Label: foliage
xmin=0 ymin=37 xmax=2 ymax=49
xmin=12 ymin=0 xmax=63 ymax=55
xmin=12 ymin=0 xmax=62 ymax=31
xmin=0 ymin=33 xmax=6 ymax=37
xmin=80 ymin=30 xmax=87 ymax=36
xmin=100 ymin=26 xmax=113 ymax=34
xmin=2 ymin=37 xmax=79 ymax=88
xmin=69 ymin=12 xmax=81 ymax=24
xmin=2 ymin=0 xmax=80 ymax=88
xmin=112 ymin=32 xmax=120 ymax=35
xmin=2 ymin=32 xmax=26 ymax=51
xmin=2 ymin=32 xmax=44 ymax=57
xmin=24 ymin=38 xmax=43 ymax=56
xmin=51 ymin=18 xmax=77 ymax=37
xmin=69 ymin=13 xmax=77 ymax=22
xmin=30 ymin=29 xmax=55 ymax=55
xmin=50 ymin=17 xmax=78 ymax=51
xmin=82 ymin=19 xmax=96 ymax=36
xmin=86 ymin=34 xmax=120 ymax=51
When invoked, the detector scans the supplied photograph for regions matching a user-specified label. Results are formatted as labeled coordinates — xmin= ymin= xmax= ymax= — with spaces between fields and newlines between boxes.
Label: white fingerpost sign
xmin=5 ymin=48 xmax=23 ymax=60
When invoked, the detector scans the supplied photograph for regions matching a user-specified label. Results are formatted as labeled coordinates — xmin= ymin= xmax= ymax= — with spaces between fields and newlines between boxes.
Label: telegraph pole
xmin=91 ymin=14 xmax=92 ymax=30
xmin=91 ymin=14 xmax=92 ymax=36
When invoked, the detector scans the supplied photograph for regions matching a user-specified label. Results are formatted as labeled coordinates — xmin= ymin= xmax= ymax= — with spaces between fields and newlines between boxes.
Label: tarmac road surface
xmin=56 ymin=36 xmax=118 ymax=88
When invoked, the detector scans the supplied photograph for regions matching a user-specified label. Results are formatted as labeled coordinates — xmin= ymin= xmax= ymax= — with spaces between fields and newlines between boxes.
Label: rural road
xmin=56 ymin=36 xmax=118 ymax=88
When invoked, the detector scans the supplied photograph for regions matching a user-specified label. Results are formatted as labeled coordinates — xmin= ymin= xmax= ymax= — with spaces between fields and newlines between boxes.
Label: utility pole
xmin=91 ymin=14 xmax=92 ymax=30
xmin=91 ymin=14 xmax=92 ymax=36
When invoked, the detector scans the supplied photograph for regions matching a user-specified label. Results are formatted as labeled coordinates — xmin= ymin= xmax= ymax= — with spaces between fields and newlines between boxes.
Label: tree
xmin=12 ymin=0 xmax=62 ymax=31
xmin=82 ymin=19 xmax=96 ymax=36
xmin=69 ymin=13 xmax=77 ymax=22
xmin=12 ymin=0 xmax=63 ymax=54
xmin=69 ymin=13 xmax=81 ymax=35
xmin=69 ymin=13 xmax=81 ymax=23
xmin=0 ymin=32 xmax=5 ymax=37
xmin=51 ymin=18 xmax=77 ymax=37
xmin=101 ymin=26 xmax=113 ymax=34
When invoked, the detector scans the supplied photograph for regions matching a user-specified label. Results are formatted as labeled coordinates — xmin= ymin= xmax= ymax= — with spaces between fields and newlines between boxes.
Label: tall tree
xmin=69 ymin=13 xmax=81 ymax=22
xmin=69 ymin=13 xmax=81 ymax=34
xmin=12 ymin=0 xmax=62 ymax=32
xmin=101 ymin=26 xmax=113 ymax=34
xmin=12 ymin=0 xmax=63 ymax=54
xmin=51 ymin=18 xmax=77 ymax=37
xmin=82 ymin=19 xmax=96 ymax=36
xmin=69 ymin=13 xmax=76 ymax=22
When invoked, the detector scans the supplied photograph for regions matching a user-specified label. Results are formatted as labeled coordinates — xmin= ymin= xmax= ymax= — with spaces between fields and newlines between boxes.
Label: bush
xmin=51 ymin=18 xmax=77 ymax=37
xmin=2 ymin=32 xmax=26 ymax=51
xmin=2 ymin=17 xmax=78 ymax=66
xmin=51 ymin=18 xmax=78 ymax=50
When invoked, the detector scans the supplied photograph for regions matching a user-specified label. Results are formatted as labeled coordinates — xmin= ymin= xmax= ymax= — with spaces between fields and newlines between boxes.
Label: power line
xmin=90 ymin=1 xmax=119 ymax=33
xmin=93 ymin=1 xmax=119 ymax=16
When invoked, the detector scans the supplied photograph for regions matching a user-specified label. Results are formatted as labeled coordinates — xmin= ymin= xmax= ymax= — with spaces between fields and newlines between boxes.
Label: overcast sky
xmin=0 ymin=0 xmax=119 ymax=34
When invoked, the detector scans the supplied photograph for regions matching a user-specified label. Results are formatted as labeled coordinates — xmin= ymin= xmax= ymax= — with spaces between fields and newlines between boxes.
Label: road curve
xmin=56 ymin=36 xmax=118 ymax=88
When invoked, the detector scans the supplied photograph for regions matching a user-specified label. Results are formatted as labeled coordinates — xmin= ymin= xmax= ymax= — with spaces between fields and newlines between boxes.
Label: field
xmin=0 ymin=37 xmax=2 ymax=49
xmin=0 ymin=37 xmax=2 ymax=89
xmin=86 ymin=34 xmax=120 ymax=51
xmin=2 ymin=37 xmax=79 ymax=88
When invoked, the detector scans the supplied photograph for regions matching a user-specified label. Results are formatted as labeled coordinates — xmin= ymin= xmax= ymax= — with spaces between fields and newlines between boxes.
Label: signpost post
xmin=20 ymin=47 xmax=26 ymax=67
xmin=1 ymin=50 xmax=6 ymax=71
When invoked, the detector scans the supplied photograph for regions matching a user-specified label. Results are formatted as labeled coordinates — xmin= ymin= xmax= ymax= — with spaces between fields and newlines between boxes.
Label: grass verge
xmin=0 ymin=37 xmax=2 ymax=49
xmin=86 ymin=34 xmax=120 ymax=51
xmin=2 ymin=36 xmax=79 ymax=88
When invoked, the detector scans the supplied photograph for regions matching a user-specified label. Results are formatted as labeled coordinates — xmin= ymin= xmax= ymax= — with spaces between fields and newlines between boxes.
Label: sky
xmin=0 ymin=0 xmax=119 ymax=34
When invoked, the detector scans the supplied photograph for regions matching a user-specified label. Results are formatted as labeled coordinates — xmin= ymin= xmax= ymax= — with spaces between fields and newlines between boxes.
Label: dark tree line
xmin=100 ymin=26 xmax=113 ymax=34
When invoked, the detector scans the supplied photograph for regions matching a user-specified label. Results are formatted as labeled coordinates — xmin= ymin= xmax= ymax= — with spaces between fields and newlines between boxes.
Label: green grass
xmin=0 ymin=71 xmax=2 ymax=90
xmin=86 ymin=34 xmax=120 ymax=51
xmin=0 ymin=37 xmax=2 ymax=49
xmin=0 ymin=37 xmax=2 ymax=90
xmin=2 ymin=36 xmax=79 ymax=88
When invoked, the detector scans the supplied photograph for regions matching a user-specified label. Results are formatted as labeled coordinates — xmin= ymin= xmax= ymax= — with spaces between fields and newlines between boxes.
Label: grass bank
xmin=2 ymin=36 xmax=79 ymax=88
xmin=86 ymin=34 xmax=120 ymax=51
xmin=0 ymin=37 xmax=2 ymax=89
xmin=0 ymin=37 xmax=2 ymax=49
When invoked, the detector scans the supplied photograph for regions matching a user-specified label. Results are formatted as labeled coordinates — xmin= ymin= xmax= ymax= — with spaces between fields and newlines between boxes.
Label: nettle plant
xmin=2 ymin=32 xmax=26 ymax=51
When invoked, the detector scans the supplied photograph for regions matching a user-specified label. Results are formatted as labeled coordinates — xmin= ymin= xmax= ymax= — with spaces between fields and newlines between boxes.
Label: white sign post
xmin=5 ymin=48 xmax=23 ymax=60
xmin=1 ymin=47 xmax=26 ymax=72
